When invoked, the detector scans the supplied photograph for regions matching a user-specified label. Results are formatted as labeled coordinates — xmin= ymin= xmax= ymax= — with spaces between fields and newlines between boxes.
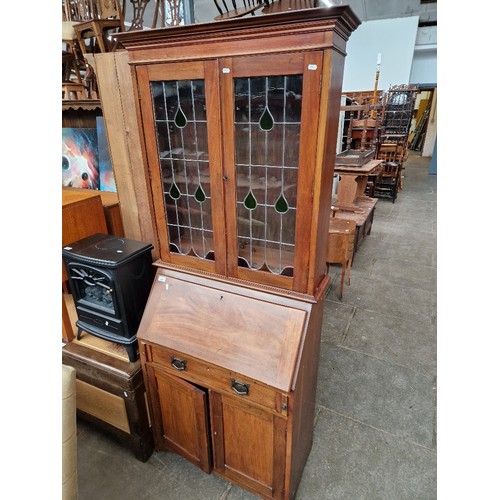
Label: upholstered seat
xmin=62 ymin=364 xmax=77 ymax=500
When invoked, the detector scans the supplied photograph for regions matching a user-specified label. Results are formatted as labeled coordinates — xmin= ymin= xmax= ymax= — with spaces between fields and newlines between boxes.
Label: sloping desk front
xmin=335 ymin=159 xmax=383 ymax=209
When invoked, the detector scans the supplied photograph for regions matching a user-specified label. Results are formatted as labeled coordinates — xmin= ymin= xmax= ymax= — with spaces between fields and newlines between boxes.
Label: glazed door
xmin=219 ymin=52 xmax=324 ymax=292
xmin=210 ymin=391 xmax=287 ymax=499
xmin=136 ymin=61 xmax=226 ymax=275
xmin=152 ymin=367 xmax=212 ymax=473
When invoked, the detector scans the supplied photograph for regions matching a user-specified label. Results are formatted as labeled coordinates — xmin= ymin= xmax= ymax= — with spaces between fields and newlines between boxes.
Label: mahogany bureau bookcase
xmin=115 ymin=6 xmax=359 ymax=499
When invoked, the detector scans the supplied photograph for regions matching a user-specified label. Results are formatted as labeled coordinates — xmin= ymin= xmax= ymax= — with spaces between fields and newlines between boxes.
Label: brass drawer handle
xmin=231 ymin=378 xmax=249 ymax=396
xmin=170 ymin=356 xmax=187 ymax=371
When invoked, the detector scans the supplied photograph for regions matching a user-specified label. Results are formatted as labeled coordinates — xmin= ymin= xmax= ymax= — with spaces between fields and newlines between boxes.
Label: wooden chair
xmin=152 ymin=0 xmax=184 ymax=27
xmin=62 ymin=1 xmax=84 ymax=83
xmin=70 ymin=0 xmax=125 ymax=55
xmin=377 ymin=141 xmax=407 ymax=191
xmin=372 ymin=162 xmax=402 ymax=203
xmin=213 ymin=0 xmax=265 ymax=20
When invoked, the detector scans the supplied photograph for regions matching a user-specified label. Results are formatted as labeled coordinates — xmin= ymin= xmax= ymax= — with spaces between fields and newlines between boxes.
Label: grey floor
xmin=76 ymin=151 xmax=437 ymax=499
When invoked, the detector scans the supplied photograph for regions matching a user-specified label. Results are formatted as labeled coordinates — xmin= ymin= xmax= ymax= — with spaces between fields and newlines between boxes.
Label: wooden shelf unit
xmin=116 ymin=6 xmax=360 ymax=499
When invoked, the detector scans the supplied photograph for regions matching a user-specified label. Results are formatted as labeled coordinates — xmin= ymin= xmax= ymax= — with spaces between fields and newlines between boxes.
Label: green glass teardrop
xmin=259 ymin=106 xmax=274 ymax=131
xmin=169 ymin=182 xmax=181 ymax=200
xmin=174 ymin=106 xmax=187 ymax=128
xmin=275 ymin=193 xmax=289 ymax=213
xmin=244 ymin=190 xmax=257 ymax=210
xmin=195 ymin=184 xmax=206 ymax=203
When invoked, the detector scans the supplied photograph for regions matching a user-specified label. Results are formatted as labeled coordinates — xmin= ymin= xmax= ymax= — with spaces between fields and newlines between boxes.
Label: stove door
xmin=67 ymin=264 xmax=117 ymax=317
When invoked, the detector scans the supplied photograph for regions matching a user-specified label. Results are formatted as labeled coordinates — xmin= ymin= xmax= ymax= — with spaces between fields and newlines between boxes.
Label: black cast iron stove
xmin=62 ymin=233 xmax=155 ymax=362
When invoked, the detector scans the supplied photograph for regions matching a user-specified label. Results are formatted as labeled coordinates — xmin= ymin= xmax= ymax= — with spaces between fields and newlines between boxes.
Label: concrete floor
xmin=76 ymin=151 xmax=437 ymax=499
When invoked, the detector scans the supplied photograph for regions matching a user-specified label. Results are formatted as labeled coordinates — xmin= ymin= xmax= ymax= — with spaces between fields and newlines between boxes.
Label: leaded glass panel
xmin=150 ymin=80 xmax=213 ymax=260
xmin=234 ymin=74 xmax=302 ymax=276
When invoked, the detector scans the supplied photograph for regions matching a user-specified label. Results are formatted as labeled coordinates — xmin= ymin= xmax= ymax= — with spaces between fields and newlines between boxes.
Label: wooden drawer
xmin=147 ymin=342 xmax=287 ymax=416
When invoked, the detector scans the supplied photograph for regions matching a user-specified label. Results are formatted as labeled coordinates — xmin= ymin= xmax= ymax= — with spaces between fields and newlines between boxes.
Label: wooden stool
xmin=326 ymin=218 xmax=356 ymax=299
xmin=62 ymin=82 xmax=87 ymax=100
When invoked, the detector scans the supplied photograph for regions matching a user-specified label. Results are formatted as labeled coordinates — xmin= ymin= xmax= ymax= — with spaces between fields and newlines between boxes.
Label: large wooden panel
xmin=62 ymin=187 xmax=124 ymax=236
xmin=154 ymin=369 xmax=212 ymax=473
xmin=210 ymin=392 xmax=287 ymax=499
xmin=88 ymin=52 xmax=157 ymax=257
xmin=62 ymin=191 xmax=107 ymax=249
xmin=76 ymin=379 xmax=130 ymax=433
xmin=63 ymin=339 xmax=154 ymax=462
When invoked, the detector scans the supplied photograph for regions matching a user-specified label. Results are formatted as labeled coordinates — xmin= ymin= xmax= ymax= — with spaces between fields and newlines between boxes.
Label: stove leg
xmin=77 ymin=328 xmax=83 ymax=340
xmin=125 ymin=343 xmax=139 ymax=363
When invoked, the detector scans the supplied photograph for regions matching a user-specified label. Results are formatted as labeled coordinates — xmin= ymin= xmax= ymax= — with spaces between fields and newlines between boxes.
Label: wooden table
xmin=334 ymin=159 xmax=383 ymax=210
xmin=326 ymin=218 xmax=356 ymax=299
xmin=333 ymin=197 xmax=378 ymax=253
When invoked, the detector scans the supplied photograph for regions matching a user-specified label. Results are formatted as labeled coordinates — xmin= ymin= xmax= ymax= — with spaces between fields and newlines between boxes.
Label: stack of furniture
xmin=115 ymin=6 xmax=359 ymax=499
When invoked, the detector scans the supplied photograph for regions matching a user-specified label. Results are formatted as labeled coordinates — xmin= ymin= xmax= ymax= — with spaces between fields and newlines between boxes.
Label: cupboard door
xmin=220 ymin=52 xmax=324 ymax=292
xmin=153 ymin=368 xmax=212 ymax=473
xmin=136 ymin=61 xmax=226 ymax=275
xmin=210 ymin=391 xmax=287 ymax=499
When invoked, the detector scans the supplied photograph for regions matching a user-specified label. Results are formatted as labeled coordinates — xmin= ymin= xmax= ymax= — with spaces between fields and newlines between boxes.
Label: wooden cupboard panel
xmin=230 ymin=52 xmax=304 ymax=76
xmin=210 ymin=392 xmax=286 ymax=499
xmin=76 ymin=379 xmax=130 ymax=433
xmin=223 ymin=400 xmax=274 ymax=486
xmin=154 ymin=369 xmax=212 ymax=473
xmin=62 ymin=191 xmax=108 ymax=249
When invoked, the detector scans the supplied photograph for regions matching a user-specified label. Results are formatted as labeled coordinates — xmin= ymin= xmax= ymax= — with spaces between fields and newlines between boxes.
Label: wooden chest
xmin=62 ymin=339 xmax=154 ymax=462
xmin=137 ymin=268 xmax=326 ymax=499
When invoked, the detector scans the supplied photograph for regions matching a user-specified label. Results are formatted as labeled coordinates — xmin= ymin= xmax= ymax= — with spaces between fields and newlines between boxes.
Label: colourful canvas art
xmin=62 ymin=128 xmax=100 ymax=189
xmin=97 ymin=117 xmax=116 ymax=192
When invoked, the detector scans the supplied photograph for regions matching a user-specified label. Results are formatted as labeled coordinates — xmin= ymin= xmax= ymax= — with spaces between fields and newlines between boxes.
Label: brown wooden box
xmin=62 ymin=340 xmax=154 ymax=462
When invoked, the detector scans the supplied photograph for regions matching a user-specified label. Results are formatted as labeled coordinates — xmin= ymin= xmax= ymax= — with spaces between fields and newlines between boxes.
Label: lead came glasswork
xmin=150 ymin=79 xmax=214 ymax=260
xmin=234 ymin=74 xmax=303 ymax=276
xmin=174 ymin=105 xmax=187 ymax=128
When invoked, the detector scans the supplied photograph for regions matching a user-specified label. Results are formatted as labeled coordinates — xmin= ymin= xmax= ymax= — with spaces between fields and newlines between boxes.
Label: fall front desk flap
xmin=137 ymin=268 xmax=310 ymax=393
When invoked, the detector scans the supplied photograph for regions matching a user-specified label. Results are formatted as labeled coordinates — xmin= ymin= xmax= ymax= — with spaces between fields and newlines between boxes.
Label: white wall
xmin=409 ymin=26 xmax=437 ymax=85
xmin=342 ymin=16 xmax=419 ymax=92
